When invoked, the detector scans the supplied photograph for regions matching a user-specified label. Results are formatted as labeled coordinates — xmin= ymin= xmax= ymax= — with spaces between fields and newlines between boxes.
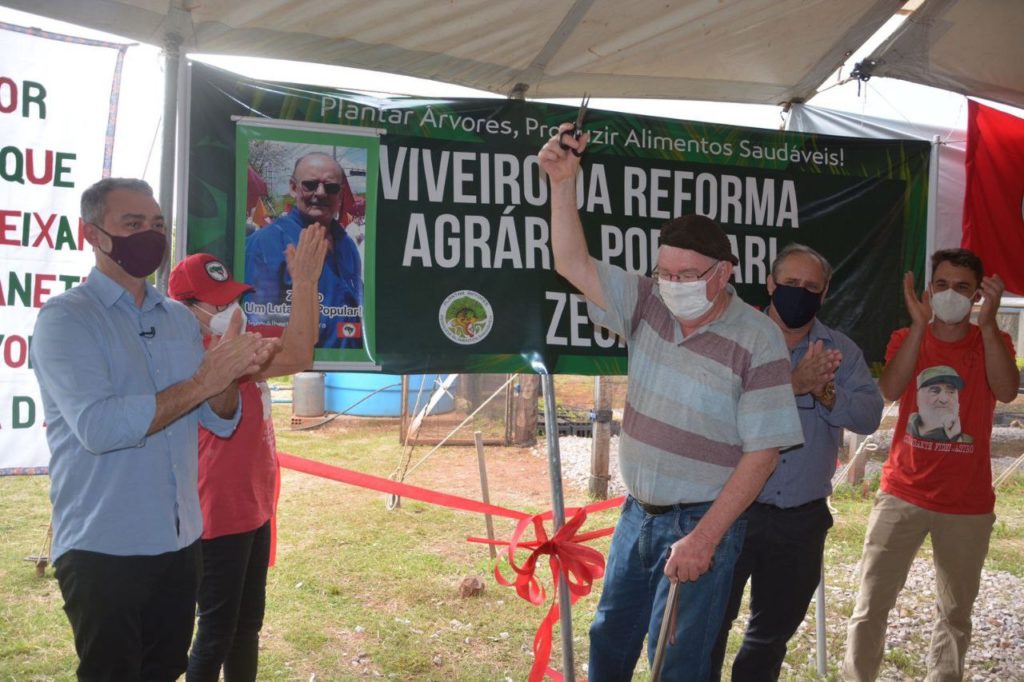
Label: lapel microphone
xmin=139 ymin=327 xmax=156 ymax=338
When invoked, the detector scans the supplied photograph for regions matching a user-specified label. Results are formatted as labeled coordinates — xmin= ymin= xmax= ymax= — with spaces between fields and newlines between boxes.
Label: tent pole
xmin=815 ymin=567 xmax=827 ymax=675
xmin=173 ymin=61 xmax=193 ymax=269
xmin=155 ymin=32 xmax=183 ymax=292
xmin=540 ymin=373 xmax=576 ymax=680
xmin=925 ymin=135 xmax=940 ymax=278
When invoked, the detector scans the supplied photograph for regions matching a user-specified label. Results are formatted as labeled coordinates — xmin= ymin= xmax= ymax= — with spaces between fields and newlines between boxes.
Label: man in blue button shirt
xmin=245 ymin=152 xmax=363 ymax=349
xmin=711 ymin=244 xmax=884 ymax=681
xmin=31 ymin=178 xmax=279 ymax=682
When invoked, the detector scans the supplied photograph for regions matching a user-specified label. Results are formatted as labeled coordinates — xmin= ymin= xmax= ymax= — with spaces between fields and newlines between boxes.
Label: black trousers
xmin=54 ymin=540 xmax=202 ymax=682
xmin=710 ymin=499 xmax=833 ymax=682
xmin=186 ymin=521 xmax=271 ymax=682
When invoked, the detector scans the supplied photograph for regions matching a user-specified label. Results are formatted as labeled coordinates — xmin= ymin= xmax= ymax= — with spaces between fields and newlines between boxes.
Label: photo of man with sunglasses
xmin=245 ymin=151 xmax=364 ymax=349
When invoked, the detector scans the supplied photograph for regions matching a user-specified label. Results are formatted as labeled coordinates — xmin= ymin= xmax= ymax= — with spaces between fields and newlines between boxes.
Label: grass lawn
xmin=2 ymin=401 xmax=1022 ymax=681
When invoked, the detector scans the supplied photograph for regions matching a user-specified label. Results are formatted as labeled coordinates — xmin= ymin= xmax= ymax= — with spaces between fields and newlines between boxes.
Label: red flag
xmin=337 ymin=321 xmax=362 ymax=339
xmin=246 ymin=164 xmax=269 ymax=214
xmin=962 ymin=100 xmax=1024 ymax=295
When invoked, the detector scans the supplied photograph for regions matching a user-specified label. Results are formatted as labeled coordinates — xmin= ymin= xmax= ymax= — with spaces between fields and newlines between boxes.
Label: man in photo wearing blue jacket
xmin=245 ymin=151 xmax=363 ymax=349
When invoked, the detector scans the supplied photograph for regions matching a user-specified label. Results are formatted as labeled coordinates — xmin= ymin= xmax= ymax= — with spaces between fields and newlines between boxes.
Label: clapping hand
xmin=198 ymin=307 xmax=281 ymax=394
xmin=977 ymin=273 xmax=1005 ymax=330
xmin=791 ymin=339 xmax=841 ymax=395
xmin=903 ymin=271 xmax=932 ymax=328
xmin=286 ymin=222 xmax=329 ymax=286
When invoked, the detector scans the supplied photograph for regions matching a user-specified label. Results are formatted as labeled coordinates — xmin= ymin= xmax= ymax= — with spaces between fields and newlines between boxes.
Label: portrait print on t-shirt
xmin=906 ymin=365 xmax=974 ymax=444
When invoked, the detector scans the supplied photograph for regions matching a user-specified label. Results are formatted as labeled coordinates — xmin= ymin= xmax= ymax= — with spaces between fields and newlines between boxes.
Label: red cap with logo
xmin=168 ymin=254 xmax=254 ymax=306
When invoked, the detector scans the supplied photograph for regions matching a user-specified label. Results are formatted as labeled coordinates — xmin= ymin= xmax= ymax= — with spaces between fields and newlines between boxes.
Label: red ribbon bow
xmin=471 ymin=499 xmax=621 ymax=682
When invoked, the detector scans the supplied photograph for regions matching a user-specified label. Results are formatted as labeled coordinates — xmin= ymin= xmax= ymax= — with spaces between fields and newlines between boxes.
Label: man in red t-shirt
xmin=843 ymin=248 xmax=1019 ymax=681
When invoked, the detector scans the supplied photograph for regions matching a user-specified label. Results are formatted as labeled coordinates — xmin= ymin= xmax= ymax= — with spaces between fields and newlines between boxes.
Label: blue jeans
xmin=588 ymin=497 xmax=747 ymax=682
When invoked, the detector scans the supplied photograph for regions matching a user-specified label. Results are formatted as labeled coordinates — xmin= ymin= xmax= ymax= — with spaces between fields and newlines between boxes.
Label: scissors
xmin=558 ymin=93 xmax=590 ymax=157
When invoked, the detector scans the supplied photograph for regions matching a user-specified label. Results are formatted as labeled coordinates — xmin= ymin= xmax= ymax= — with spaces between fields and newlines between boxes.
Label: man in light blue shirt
xmin=31 ymin=178 xmax=278 ymax=682
xmin=711 ymin=244 xmax=884 ymax=681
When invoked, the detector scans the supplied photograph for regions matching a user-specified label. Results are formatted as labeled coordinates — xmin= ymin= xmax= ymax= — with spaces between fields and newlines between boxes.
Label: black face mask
xmin=771 ymin=283 xmax=822 ymax=329
xmin=93 ymin=225 xmax=167 ymax=278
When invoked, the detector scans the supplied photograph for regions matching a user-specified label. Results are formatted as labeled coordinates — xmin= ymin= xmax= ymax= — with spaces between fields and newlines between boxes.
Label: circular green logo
xmin=439 ymin=290 xmax=493 ymax=345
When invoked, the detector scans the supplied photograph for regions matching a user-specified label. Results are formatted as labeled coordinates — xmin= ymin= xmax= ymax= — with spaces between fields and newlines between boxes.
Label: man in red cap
xmin=169 ymin=224 xmax=327 ymax=682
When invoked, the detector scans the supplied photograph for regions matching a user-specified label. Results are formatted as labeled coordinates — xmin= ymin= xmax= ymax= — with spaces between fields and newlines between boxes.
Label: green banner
xmin=188 ymin=62 xmax=929 ymax=374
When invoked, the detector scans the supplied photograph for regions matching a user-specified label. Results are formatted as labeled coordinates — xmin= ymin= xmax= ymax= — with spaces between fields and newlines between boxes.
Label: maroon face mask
xmin=93 ymin=225 xmax=167 ymax=278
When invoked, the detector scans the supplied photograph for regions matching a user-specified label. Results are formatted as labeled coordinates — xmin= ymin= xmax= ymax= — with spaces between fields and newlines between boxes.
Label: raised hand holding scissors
xmin=558 ymin=94 xmax=590 ymax=157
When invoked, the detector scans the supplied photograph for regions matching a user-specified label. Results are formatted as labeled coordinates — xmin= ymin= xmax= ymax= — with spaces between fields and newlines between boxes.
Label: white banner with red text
xmin=0 ymin=22 xmax=130 ymax=473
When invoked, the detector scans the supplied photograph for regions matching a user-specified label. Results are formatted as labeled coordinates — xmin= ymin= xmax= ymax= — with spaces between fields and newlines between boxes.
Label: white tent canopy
xmin=7 ymin=1 xmax=1023 ymax=110
xmin=858 ymin=0 xmax=1024 ymax=110
xmin=0 ymin=0 xmax=910 ymax=103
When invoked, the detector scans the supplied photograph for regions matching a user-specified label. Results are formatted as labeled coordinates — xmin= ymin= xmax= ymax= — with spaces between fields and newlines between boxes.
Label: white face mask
xmin=659 ymin=279 xmax=714 ymax=320
xmin=201 ymin=301 xmax=246 ymax=336
xmin=930 ymin=288 xmax=972 ymax=324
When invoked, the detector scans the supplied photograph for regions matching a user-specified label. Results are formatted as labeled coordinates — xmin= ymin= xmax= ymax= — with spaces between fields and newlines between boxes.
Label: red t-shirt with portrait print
xmin=881 ymin=325 xmax=1014 ymax=515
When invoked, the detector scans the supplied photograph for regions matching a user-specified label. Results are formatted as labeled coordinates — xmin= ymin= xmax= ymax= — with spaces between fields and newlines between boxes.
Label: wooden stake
xmin=590 ymin=376 xmax=612 ymax=499
xmin=474 ymin=431 xmax=497 ymax=560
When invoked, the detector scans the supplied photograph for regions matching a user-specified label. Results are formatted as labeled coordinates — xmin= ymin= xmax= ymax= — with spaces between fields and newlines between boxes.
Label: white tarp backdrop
xmin=787 ymin=102 xmax=967 ymax=255
xmin=0 ymin=23 xmax=132 ymax=473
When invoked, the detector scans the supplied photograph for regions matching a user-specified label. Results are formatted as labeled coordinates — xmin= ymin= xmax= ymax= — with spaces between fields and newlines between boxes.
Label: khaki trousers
xmin=842 ymin=491 xmax=995 ymax=682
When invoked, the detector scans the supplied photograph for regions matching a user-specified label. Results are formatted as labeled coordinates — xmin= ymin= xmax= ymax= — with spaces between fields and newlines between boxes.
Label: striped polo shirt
xmin=588 ymin=260 xmax=803 ymax=505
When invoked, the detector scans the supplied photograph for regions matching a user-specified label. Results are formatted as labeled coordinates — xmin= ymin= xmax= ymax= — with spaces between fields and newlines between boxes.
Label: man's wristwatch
xmin=817 ymin=380 xmax=836 ymax=409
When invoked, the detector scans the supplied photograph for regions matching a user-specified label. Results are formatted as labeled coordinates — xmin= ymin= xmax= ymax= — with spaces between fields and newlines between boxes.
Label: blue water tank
xmin=323 ymin=373 xmax=457 ymax=417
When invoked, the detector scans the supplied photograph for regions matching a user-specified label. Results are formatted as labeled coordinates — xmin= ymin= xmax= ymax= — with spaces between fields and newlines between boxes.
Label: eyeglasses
xmin=652 ymin=261 xmax=719 ymax=283
xmin=294 ymin=178 xmax=342 ymax=195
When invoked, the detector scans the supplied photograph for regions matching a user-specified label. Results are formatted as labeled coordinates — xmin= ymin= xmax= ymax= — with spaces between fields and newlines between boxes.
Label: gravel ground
xmin=538 ymin=435 xmax=1024 ymax=680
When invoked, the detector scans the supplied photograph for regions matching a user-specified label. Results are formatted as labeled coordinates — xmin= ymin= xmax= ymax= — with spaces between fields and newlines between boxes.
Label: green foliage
xmin=884 ymin=647 xmax=925 ymax=678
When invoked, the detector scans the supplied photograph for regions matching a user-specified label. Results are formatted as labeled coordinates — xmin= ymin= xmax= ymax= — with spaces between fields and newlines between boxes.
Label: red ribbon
xmin=495 ymin=506 xmax=616 ymax=681
xmin=277 ymin=452 xmax=623 ymax=681
xmin=278 ymin=451 xmax=530 ymax=520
